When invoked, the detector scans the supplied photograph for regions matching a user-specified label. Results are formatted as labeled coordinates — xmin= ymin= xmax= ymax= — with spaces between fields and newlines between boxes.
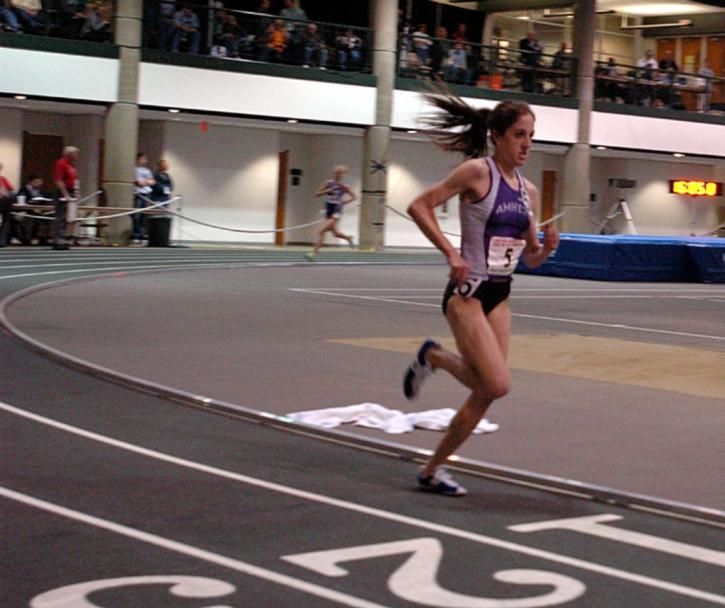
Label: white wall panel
xmin=592 ymin=112 xmax=725 ymax=157
xmin=0 ymin=48 xmax=117 ymax=101
xmin=139 ymin=63 xmax=376 ymax=125
xmin=163 ymin=121 xmax=280 ymax=243
xmin=391 ymin=90 xmax=580 ymax=144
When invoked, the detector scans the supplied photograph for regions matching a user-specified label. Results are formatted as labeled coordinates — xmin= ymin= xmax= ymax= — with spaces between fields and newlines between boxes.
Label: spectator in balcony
xmin=210 ymin=35 xmax=229 ymax=58
xmin=551 ymin=41 xmax=572 ymax=95
xmin=444 ymin=41 xmax=471 ymax=85
xmin=430 ymin=26 xmax=450 ymax=76
xmin=659 ymin=51 xmax=680 ymax=73
xmin=80 ymin=0 xmax=111 ymax=42
xmin=518 ymin=31 xmax=542 ymax=93
xmin=637 ymin=49 xmax=657 ymax=79
xmin=698 ymin=58 xmax=715 ymax=113
xmin=280 ymin=0 xmax=306 ymax=26
xmin=4 ymin=0 xmax=41 ymax=33
xmin=59 ymin=0 xmax=87 ymax=38
xmin=254 ymin=0 xmax=273 ymax=59
xmin=301 ymin=22 xmax=327 ymax=68
xmin=452 ymin=22 xmax=469 ymax=47
xmin=158 ymin=1 xmax=175 ymax=50
xmin=336 ymin=29 xmax=362 ymax=71
xmin=266 ymin=19 xmax=288 ymax=62
xmin=595 ymin=57 xmax=626 ymax=103
xmin=172 ymin=4 xmax=200 ymax=54
xmin=411 ymin=23 xmax=433 ymax=69
xmin=280 ymin=0 xmax=306 ymax=64
xmin=216 ymin=10 xmax=242 ymax=57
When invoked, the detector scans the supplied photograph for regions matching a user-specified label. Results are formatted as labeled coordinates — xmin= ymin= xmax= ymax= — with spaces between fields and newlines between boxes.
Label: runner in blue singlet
xmin=306 ymin=165 xmax=357 ymax=261
xmin=402 ymin=95 xmax=560 ymax=496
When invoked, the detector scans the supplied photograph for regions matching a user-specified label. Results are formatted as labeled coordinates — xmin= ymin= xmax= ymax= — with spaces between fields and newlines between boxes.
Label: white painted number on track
xmin=29 ymin=575 xmax=236 ymax=608
xmin=283 ymin=537 xmax=586 ymax=607
xmin=509 ymin=514 xmax=725 ymax=568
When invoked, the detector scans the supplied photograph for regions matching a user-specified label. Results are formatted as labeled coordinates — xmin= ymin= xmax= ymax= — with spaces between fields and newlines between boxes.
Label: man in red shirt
xmin=52 ymin=146 xmax=79 ymax=250
xmin=0 ymin=162 xmax=17 ymax=248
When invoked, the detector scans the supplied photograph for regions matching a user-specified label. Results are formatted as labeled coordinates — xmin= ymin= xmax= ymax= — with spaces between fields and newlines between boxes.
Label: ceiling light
xmin=673 ymin=153 xmax=685 ymax=158
xmin=611 ymin=2 xmax=711 ymax=16
xmin=287 ymin=119 xmax=299 ymax=123
xmin=14 ymin=95 xmax=27 ymax=100
xmin=596 ymin=146 xmax=607 ymax=150
xmin=168 ymin=108 xmax=180 ymax=113
xmin=407 ymin=130 xmax=417 ymax=134
xmin=620 ymin=19 xmax=692 ymax=29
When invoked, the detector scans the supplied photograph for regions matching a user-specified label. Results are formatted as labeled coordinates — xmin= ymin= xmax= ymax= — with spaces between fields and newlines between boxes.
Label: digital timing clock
xmin=669 ymin=180 xmax=723 ymax=197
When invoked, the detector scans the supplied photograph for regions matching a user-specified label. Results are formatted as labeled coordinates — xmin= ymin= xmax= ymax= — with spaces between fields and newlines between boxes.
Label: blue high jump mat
xmin=517 ymin=234 xmax=725 ymax=283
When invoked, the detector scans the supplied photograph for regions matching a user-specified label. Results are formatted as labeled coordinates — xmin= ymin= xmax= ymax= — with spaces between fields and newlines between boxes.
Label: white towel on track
xmin=287 ymin=403 xmax=499 ymax=435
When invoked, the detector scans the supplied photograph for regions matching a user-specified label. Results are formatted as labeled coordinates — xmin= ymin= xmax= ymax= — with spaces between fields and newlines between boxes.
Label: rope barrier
xmin=384 ymin=204 xmax=461 ymax=238
xmin=538 ymin=211 xmax=566 ymax=227
xmin=139 ymin=194 xmax=337 ymax=234
xmin=13 ymin=196 xmax=180 ymax=222
xmin=159 ymin=208 xmax=329 ymax=234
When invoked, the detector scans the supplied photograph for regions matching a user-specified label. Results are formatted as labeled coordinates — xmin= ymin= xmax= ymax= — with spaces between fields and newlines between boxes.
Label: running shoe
xmin=417 ymin=466 xmax=467 ymax=496
xmin=305 ymin=251 xmax=317 ymax=262
xmin=348 ymin=235 xmax=355 ymax=249
xmin=403 ymin=338 xmax=439 ymax=400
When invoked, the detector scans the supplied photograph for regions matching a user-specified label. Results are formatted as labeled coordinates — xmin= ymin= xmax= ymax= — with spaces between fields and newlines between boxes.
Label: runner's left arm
xmin=521 ymin=181 xmax=559 ymax=268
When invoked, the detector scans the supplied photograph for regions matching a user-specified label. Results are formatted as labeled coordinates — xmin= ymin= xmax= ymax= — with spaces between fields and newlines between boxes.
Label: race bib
xmin=163 ymin=186 xmax=171 ymax=195
xmin=487 ymin=236 xmax=526 ymax=277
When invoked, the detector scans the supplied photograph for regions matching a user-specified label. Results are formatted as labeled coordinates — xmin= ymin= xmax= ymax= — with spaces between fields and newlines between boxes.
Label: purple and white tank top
xmin=459 ymin=157 xmax=533 ymax=282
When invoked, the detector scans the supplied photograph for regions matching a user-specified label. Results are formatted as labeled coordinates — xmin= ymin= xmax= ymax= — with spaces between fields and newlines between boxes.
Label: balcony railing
xmin=594 ymin=60 xmax=724 ymax=114
xmin=144 ymin=2 xmax=373 ymax=73
xmin=398 ymin=34 xmax=578 ymax=99
xmin=0 ymin=0 xmax=114 ymax=42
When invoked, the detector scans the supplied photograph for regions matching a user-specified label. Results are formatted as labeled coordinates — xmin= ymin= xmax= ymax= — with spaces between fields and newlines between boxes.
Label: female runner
xmin=404 ymin=95 xmax=560 ymax=496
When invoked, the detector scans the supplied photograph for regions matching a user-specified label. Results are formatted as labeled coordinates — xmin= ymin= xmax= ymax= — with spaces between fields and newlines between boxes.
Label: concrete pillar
xmin=482 ymin=13 xmax=496 ymax=47
xmin=0 ymin=108 xmax=23 ymax=186
xmin=561 ymin=0 xmax=596 ymax=233
xmin=359 ymin=0 xmax=397 ymax=251
xmin=103 ymin=0 xmax=142 ymax=243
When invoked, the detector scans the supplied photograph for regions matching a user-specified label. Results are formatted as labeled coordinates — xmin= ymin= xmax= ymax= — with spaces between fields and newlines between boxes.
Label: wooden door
xmin=707 ymin=36 xmax=723 ymax=105
xmin=541 ymin=170 xmax=557 ymax=222
xmin=681 ymin=37 xmax=701 ymax=74
xmin=275 ymin=150 xmax=289 ymax=246
xmin=656 ymin=38 xmax=676 ymax=64
xmin=21 ymin=132 xmax=64 ymax=192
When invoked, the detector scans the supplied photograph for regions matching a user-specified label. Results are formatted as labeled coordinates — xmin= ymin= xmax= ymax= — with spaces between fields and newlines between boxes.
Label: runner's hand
xmin=542 ymin=224 xmax=560 ymax=252
xmin=447 ymin=250 xmax=469 ymax=286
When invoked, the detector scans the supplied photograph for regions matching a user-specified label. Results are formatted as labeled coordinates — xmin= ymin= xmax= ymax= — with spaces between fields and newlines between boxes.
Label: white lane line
xmin=296 ymin=287 xmax=725 ymax=294
xmin=0 ymin=257 xmax=302 ymax=271
xmin=0 ymin=262 xmax=284 ymax=281
xmin=349 ymin=295 xmax=725 ymax=301
xmin=2 ymin=400 xmax=724 ymax=605
xmin=0 ymin=486 xmax=389 ymax=608
xmin=289 ymin=289 xmax=725 ymax=341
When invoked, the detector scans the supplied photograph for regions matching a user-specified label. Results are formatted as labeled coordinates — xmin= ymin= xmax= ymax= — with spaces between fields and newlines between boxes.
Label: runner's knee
xmin=473 ymin=370 xmax=510 ymax=402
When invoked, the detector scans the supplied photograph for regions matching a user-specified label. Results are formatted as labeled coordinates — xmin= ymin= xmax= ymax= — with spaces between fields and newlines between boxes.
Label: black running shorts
xmin=442 ymin=278 xmax=511 ymax=316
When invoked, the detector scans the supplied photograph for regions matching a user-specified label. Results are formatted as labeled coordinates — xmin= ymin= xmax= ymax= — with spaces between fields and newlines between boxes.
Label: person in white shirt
xmin=132 ymin=153 xmax=155 ymax=244
xmin=698 ymin=58 xmax=716 ymax=112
